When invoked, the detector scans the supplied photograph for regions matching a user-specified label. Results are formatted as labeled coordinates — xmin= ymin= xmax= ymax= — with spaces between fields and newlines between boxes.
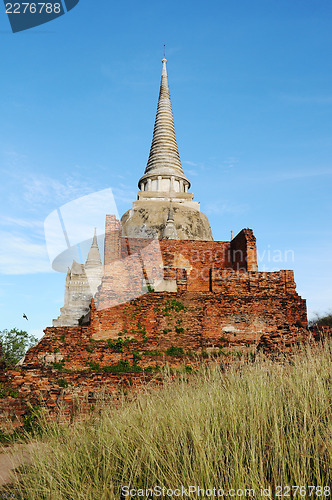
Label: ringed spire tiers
xmin=138 ymin=58 xmax=190 ymax=197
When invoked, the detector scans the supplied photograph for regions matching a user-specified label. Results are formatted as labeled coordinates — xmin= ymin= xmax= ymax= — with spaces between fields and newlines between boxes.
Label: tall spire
xmin=85 ymin=228 xmax=102 ymax=268
xmin=138 ymin=58 xmax=190 ymax=193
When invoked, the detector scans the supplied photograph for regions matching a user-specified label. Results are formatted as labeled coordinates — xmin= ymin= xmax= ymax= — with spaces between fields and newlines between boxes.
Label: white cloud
xmin=205 ymin=201 xmax=249 ymax=215
xmin=185 ymin=169 xmax=199 ymax=176
xmin=183 ymin=160 xmax=207 ymax=171
xmin=113 ymin=186 xmax=137 ymax=204
xmin=0 ymin=230 xmax=51 ymax=275
xmin=0 ymin=213 xmax=51 ymax=275
xmin=183 ymin=160 xmax=200 ymax=167
xmin=222 ymin=156 xmax=239 ymax=169
xmin=3 ymin=150 xmax=28 ymax=169
xmin=274 ymin=168 xmax=332 ymax=181
xmin=23 ymin=174 xmax=95 ymax=207
xmin=0 ymin=216 xmax=44 ymax=230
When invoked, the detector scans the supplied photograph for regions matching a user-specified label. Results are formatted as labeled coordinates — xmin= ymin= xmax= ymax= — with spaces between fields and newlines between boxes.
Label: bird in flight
xmin=23 ymin=314 xmax=28 ymax=321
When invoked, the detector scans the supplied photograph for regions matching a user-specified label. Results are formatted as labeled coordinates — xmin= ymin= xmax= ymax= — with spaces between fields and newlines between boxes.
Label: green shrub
xmin=107 ymin=338 xmax=124 ymax=352
xmin=0 ymin=382 xmax=18 ymax=398
xmin=88 ymin=361 xmax=100 ymax=371
xmin=163 ymin=299 xmax=187 ymax=315
xmin=58 ymin=378 xmax=68 ymax=388
xmin=166 ymin=346 xmax=184 ymax=356
xmin=309 ymin=311 xmax=332 ymax=328
xmin=102 ymin=359 xmax=142 ymax=373
xmin=143 ymin=350 xmax=162 ymax=356
xmin=132 ymin=352 xmax=142 ymax=366
xmin=0 ymin=328 xmax=38 ymax=367
xmin=52 ymin=360 xmax=65 ymax=371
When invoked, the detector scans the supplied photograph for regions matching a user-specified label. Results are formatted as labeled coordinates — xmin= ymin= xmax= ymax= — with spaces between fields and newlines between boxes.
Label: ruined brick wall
xmin=98 ymin=230 xmax=257 ymax=306
xmin=230 ymin=229 xmax=258 ymax=272
xmin=1 ymin=270 xmax=308 ymax=430
xmin=159 ymin=239 xmax=232 ymax=291
xmin=92 ymin=223 xmax=306 ymax=343
xmin=22 ymin=262 xmax=307 ymax=371
xmin=23 ymin=326 xmax=93 ymax=369
xmin=103 ymin=227 xmax=256 ymax=277
xmin=0 ymin=366 xmax=160 ymax=431
xmin=92 ymin=277 xmax=307 ymax=343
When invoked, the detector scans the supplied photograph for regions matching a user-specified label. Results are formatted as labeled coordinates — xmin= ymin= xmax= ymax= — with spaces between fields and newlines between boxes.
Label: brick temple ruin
xmin=0 ymin=58 xmax=309 ymax=429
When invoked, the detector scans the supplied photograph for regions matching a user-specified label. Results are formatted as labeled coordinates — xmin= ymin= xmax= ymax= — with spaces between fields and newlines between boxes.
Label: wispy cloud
xmin=183 ymin=160 xmax=207 ymax=171
xmin=242 ymin=166 xmax=332 ymax=186
xmin=271 ymin=168 xmax=332 ymax=182
xmin=185 ymin=169 xmax=199 ymax=176
xmin=0 ymin=216 xmax=44 ymax=230
xmin=183 ymin=160 xmax=200 ymax=167
xmin=222 ymin=156 xmax=239 ymax=169
xmin=0 ymin=230 xmax=51 ymax=275
xmin=112 ymin=186 xmax=137 ymax=204
xmin=183 ymin=157 xmax=240 ymax=175
xmin=22 ymin=174 xmax=95 ymax=207
xmin=0 ymin=215 xmax=49 ymax=274
xmin=2 ymin=150 xmax=28 ymax=169
xmin=1 ymin=148 xmax=105 ymax=211
xmin=205 ymin=201 xmax=249 ymax=216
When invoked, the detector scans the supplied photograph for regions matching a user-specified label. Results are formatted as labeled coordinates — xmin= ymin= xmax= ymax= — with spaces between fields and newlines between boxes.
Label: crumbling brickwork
xmin=0 ymin=366 xmax=161 ymax=432
xmin=230 ymin=228 xmax=258 ymax=272
xmin=0 ymin=225 xmax=311 ymax=430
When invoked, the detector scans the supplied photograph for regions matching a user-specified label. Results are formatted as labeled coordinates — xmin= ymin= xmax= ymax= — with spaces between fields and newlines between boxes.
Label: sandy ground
xmin=0 ymin=442 xmax=37 ymax=486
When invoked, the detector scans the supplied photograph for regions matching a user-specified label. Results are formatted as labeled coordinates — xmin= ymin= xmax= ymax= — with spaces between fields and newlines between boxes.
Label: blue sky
xmin=0 ymin=0 xmax=331 ymax=338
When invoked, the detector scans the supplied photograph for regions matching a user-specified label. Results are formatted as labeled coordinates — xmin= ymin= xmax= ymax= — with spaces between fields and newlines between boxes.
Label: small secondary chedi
xmin=0 ymin=59 xmax=308 ymax=427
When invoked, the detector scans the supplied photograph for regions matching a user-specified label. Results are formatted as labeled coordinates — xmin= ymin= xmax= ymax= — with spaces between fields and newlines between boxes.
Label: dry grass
xmin=4 ymin=341 xmax=332 ymax=499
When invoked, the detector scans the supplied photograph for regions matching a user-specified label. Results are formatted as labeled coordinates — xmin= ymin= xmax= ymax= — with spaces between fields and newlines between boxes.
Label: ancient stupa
xmin=121 ymin=58 xmax=213 ymax=241
xmin=0 ymin=57 xmax=309 ymax=430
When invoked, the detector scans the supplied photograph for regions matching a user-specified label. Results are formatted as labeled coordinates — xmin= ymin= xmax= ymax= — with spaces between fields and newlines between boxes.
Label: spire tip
xmin=162 ymin=57 xmax=167 ymax=76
